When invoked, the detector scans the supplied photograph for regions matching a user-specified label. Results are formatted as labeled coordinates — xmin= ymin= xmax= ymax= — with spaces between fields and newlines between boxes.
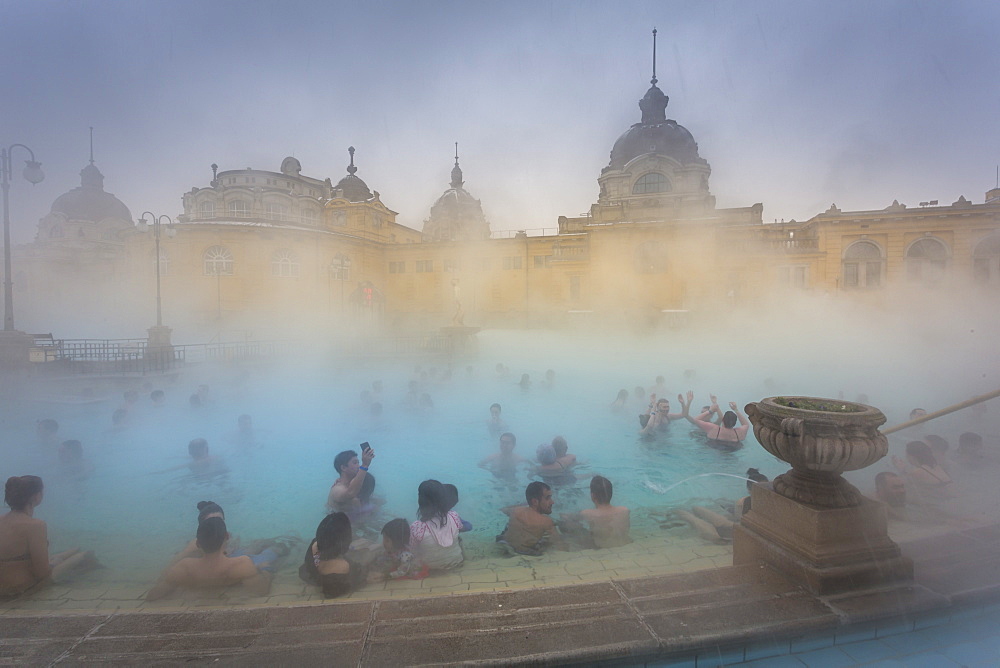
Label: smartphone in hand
xmin=360 ymin=441 xmax=371 ymax=454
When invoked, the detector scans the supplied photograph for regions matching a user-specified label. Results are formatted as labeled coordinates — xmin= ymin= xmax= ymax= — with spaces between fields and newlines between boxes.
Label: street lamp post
xmin=137 ymin=212 xmax=176 ymax=363
xmin=1 ymin=144 xmax=44 ymax=332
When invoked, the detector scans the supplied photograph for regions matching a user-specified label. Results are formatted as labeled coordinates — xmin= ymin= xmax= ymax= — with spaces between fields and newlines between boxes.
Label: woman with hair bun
xmin=0 ymin=476 xmax=96 ymax=595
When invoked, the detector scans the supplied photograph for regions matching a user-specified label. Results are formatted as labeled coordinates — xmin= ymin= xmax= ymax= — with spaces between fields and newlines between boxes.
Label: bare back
xmin=0 ymin=513 xmax=50 ymax=595
xmin=580 ymin=505 xmax=631 ymax=548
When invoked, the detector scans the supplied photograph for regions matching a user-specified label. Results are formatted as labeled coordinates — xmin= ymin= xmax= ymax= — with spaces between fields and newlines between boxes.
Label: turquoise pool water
xmin=0 ymin=327 xmax=992 ymax=591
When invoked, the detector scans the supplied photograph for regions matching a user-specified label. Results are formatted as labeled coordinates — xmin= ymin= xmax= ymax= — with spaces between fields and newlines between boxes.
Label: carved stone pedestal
xmin=734 ymin=484 xmax=912 ymax=595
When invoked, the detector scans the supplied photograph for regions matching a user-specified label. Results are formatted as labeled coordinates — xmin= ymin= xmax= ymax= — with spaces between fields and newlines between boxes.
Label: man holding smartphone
xmin=327 ymin=444 xmax=376 ymax=516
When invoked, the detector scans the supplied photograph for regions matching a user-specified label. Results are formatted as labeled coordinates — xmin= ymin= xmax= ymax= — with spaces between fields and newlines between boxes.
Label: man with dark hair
xmin=496 ymin=481 xmax=564 ymax=555
xmin=328 ymin=447 xmax=376 ymax=514
xmin=479 ymin=432 xmax=526 ymax=481
xmin=146 ymin=517 xmax=272 ymax=601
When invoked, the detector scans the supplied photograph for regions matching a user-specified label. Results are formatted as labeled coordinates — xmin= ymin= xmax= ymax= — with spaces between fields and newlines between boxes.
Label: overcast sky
xmin=2 ymin=0 xmax=998 ymax=243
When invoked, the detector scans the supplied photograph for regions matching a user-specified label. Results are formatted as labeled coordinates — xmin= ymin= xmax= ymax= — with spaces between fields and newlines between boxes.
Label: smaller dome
xmin=280 ymin=156 xmax=302 ymax=176
xmin=334 ymin=147 xmax=372 ymax=202
xmin=50 ymin=162 xmax=132 ymax=225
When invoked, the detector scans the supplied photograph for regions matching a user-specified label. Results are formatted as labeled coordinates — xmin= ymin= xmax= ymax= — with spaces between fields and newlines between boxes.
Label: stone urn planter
xmin=744 ymin=396 xmax=888 ymax=508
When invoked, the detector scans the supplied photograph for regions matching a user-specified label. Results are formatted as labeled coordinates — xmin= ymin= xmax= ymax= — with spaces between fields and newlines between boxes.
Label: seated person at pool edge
xmin=328 ymin=447 xmax=376 ymax=515
xmin=563 ymin=475 xmax=630 ymax=548
xmin=496 ymin=481 xmax=565 ymax=555
xmin=1 ymin=476 xmax=96 ymax=596
xmin=146 ymin=517 xmax=272 ymax=601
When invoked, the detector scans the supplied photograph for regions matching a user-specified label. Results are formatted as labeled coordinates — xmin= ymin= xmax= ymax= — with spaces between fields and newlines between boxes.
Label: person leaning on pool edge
xmin=327 ymin=446 xmax=376 ymax=514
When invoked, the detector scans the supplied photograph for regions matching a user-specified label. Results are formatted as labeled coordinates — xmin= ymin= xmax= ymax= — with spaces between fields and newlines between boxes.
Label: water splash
xmin=642 ymin=472 xmax=753 ymax=495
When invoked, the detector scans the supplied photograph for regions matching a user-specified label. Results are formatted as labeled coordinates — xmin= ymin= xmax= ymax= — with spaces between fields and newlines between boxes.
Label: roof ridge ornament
xmin=651 ymin=28 xmax=657 ymax=86
xmin=347 ymin=146 xmax=357 ymax=175
xmin=450 ymin=142 xmax=464 ymax=189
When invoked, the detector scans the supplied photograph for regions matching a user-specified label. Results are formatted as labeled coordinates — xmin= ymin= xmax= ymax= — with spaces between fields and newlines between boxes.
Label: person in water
xmin=892 ymin=441 xmax=953 ymax=503
xmin=640 ymin=395 xmax=683 ymax=435
xmin=479 ymin=432 xmax=528 ymax=481
xmin=564 ymin=475 xmax=630 ymax=549
xmin=0 ymin=476 xmax=97 ymax=596
xmin=679 ymin=391 xmax=749 ymax=450
xmin=147 ymin=516 xmax=273 ymax=601
xmin=487 ymin=403 xmax=508 ymax=438
xmin=327 ymin=447 xmax=376 ymax=516
xmin=496 ymin=481 xmax=565 ymax=556
xmin=533 ymin=443 xmax=576 ymax=486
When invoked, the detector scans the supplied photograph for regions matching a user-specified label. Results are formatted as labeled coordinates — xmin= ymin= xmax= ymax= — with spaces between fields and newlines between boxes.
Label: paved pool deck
xmin=2 ymin=523 xmax=998 ymax=666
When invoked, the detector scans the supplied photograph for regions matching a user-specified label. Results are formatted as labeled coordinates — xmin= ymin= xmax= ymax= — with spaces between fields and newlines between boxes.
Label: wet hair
xmin=500 ymin=432 xmax=516 ymax=446
xmin=536 ymin=443 xmax=556 ymax=465
xmin=59 ymin=440 xmax=83 ymax=461
xmin=37 ymin=419 xmax=59 ymax=435
xmin=442 ymin=484 xmax=459 ymax=512
xmin=334 ymin=450 xmax=358 ymax=474
xmin=490 ymin=403 xmax=502 ymax=413
xmin=551 ymin=436 xmax=568 ymax=457
xmin=359 ymin=472 xmax=376 ymax=504
xmin=722 ymin=411 xmax=738 ymax=429
xmin=591 ymin=475 xmax=613 ymax=504
xmin=315 ymin=512 xmax=352 ymax=559
xmin=188 ymin=438 xmax=209 ymax=458
xmin=958 ymin=432 xmax=984 ymax=453
xmin=909 ymin=408 xmax=926 ymax=419
xmin=196 ymin=516 xmax=228 ymax=554
xmin=655 ymin=376 xmax=665 ymax=384
xmin=746 ymin=468 xmax=769 ymax=492
xmin=525 ymin=480 xmax=551 ymax=505
xmin=197 ymin=500 xmax=225 ymax=522
xmin=417 ymin=479 xmax=448 ymax=526
xmin=5 ymin=475 xmax=43 ymax=511
xmin=615 ymin=389 xmax=628 ymax=401
xmin=381 ymin=518 xmax=410 ymax=551
xmin=189 ymin=394 xmax=202 ymax=408
xmin=924 ymin=435 xmax=949 ymax=454
xmin=906 ymin=441 xmax=937 ymax=467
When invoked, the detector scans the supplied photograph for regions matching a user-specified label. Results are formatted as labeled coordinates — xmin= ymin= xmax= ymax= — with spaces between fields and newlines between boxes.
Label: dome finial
xmin=89 ymin=126 xmax=95 ymax=164
xmin=347 ymin=146 xmax=357 ymax=175
xmin=450 ymin=142 xmax=464 ymax=189
xmin=651 ymin=28 xmax=658 ymax=86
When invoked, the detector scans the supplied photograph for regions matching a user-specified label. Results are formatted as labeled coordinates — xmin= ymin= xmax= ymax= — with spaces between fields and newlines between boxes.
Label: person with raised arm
xmin=639 ymin=393 xmax=683 ymax=435
xmin=327 ymin=446 xmax=376 ymax=516
xmin=678 ymin=391 xmax=749 ymax=451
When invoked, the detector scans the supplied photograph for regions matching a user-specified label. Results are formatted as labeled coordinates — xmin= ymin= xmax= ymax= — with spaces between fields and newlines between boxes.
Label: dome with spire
xmin=606 ymin=81 xmax=703 ymax=170
xmin=333 ymin=146 xmax=373 ymax=202
xmin=50 ymin=160 xmax=132 ymax=225
xmin=423 ymin=144 xmax=490 ymax=242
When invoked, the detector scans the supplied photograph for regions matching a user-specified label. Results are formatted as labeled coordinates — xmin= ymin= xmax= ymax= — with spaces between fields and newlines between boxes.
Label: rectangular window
xmin=416 ymin=260 xmax=433 ymax=273
xmin=503 ymin=256 xmax=522 ymax=270
xmin=443 ymin=259 xmax=460 ymax=272
xmin=534 ymin=255 xmax=551 ymax=268
xmin=389 ymin=261 xmax=405 ymax=274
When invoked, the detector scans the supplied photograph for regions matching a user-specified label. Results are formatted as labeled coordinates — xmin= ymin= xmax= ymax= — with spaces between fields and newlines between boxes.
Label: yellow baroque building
xmin=13 ymin=70 xmax=1000 ymax=342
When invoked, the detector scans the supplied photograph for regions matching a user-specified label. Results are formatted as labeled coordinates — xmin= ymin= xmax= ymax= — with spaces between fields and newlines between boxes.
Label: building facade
xmin=11 ymin=69 xmax=1000 ymax=341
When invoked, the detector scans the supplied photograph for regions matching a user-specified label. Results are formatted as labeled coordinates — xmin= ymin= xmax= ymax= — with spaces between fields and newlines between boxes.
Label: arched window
xmin=49 ymin=225 xmax=64 ymax=239
xmin=203 ymin=245 xmax=234 ymax=276
xmin=199 ymin=200 xmax=216 ymax=218
xmin=271 ymin=248 xmax=300 ymax=277
xmin=905 ymin=237 xmax=948 ymax=285
xmin=973 ymin=235 xmax=1000 ymax=286
xmin=842 ymin=241 xmax=883 ymax=289
xmin=265 ymin=202 xmax=289 ymax=221
xmin=228 ymin=200 xmax=249 ymax=217
xmin=633 ymin=172 xmax=670 ymax=195
xmin=634 ymin=241 xmax=670 ymax=273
